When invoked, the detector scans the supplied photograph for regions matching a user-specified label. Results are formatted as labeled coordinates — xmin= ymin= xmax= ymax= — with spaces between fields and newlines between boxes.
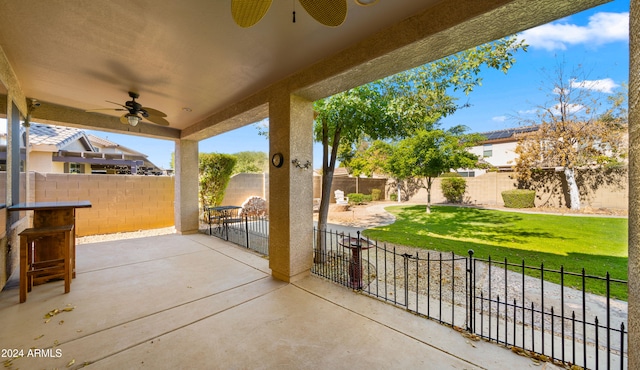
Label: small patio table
xmin=339 ymin=234 xmax=373 ymax=289
xmin=206 ymin=205 xmax=242 ymax=238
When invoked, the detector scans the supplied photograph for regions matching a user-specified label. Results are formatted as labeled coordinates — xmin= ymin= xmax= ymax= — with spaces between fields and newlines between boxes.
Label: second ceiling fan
xmin=88 ymin=91 xmax=169 ymax=127
xmin=231 ymin=0 xmax=378 ymax=28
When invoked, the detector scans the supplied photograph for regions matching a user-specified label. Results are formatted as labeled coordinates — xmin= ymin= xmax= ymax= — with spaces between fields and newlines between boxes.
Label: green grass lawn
xmin=363 ymin=205 xmax=628 ymax=300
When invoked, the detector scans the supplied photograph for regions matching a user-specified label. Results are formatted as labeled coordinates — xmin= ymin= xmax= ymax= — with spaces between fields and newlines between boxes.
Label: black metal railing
xmin=205 ymin=221 xmax=627 ymax=369
xmin=311 ymin=228 xmax=628 ymax=370
xmin=208 ymin=214 xmax=269 ymax=255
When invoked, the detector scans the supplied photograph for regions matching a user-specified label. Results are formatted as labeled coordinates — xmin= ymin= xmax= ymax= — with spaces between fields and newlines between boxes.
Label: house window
xmin=483 ymin=144 xmax=493 ymax=158
xmin=457 ymin=171 xmax=475 ymax=178
xmin=64 ymin=162 xmax=85 ymax=174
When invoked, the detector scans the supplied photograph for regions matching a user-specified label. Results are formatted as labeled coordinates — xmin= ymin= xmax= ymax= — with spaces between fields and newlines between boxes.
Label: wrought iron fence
xmin=208 ymin=214 xmax=269 ymax=255
xmin=311 ymin=228 xmax=628 ymax=370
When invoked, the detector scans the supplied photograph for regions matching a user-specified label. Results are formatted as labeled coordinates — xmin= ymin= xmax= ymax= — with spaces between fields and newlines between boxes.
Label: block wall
xmin=404 ymin=171 xmax=628 ymax=210
xmin=221 ymin=173 xmax=269 ymax=206
xmin=33 ymin=173 xmax=175 ymax=236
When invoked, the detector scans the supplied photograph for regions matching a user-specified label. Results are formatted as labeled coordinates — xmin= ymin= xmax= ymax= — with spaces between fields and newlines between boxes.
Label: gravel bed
xmin=76 ymin=227 xmax=176 ymax=245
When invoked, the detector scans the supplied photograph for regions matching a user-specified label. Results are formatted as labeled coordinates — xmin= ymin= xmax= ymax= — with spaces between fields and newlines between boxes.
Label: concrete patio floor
xmin=0 ymin=233 xmax=555 ymax=369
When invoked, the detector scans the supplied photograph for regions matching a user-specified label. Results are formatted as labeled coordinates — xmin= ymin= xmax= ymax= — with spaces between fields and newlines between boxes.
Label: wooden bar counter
xmin=9 ymin=201 xmax=92 ymax=280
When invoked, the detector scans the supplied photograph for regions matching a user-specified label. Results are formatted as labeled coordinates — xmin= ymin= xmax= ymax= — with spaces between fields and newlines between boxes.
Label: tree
xmin=514 ymin=64 xmax=627 ymax=210
xmin=388 ymin=127 xmax=483 ymax=213
xmin=343 ymin=139 xmax=394 ymax=177
xmin=232 ymin=151 xmax=268 ymax=174
xmin=343 ymin=138 xmax=411 ymax=203
xmin=199 ymin=153 xmax=237 ymax=208
xmin=313 ymin=84 xmax=399 ymax=261
xmin=313 ymin=36 xmax=526 ymax=261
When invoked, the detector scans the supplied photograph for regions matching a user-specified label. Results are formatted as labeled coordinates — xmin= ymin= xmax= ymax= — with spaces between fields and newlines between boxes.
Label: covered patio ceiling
xmin=0 ymin=0 xmax=610 ymax=142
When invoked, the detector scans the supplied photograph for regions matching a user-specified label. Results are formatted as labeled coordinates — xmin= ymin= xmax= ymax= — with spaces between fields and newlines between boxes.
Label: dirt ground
xmin=314 ymin=202 xmax=398 ymax=228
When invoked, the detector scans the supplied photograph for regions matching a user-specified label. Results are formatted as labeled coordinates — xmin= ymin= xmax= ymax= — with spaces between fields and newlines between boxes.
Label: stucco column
xmin=174 ymin=139 xmax=200 ymax=234
xmin=268 ymin=92 xmax=314 ymax=282
xmin=629 ymin=1 xmax=639 ymax=368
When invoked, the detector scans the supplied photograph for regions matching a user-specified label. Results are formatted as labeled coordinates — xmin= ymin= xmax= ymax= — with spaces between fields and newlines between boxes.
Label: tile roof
xmin=86 ymin=134 xmax=118 ymax=148
xmin=479 ymin=125 xmax=539 ymax=141
xmin=87 ymin=134 xmax=146 ymax=157
xmin=29 ymin=123 xmax=94 ymax=150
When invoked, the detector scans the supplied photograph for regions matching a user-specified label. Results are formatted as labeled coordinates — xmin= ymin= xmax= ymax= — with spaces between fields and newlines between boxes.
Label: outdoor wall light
xmin=292 ymin=158 xmax=311 ymax=170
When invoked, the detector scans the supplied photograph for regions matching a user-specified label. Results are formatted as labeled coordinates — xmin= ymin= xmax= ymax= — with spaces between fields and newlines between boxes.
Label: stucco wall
xmin=468 ymin=141 xmax=519 ymax=168
xmin=29 ymin=152 xmax=55 ymax=173
xmin=33 ymin=173 xmax=175 ymax=236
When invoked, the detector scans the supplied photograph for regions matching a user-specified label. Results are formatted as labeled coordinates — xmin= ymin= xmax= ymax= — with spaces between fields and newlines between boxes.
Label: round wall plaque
xmin=271 ymin=152 xmax=284 ymax=168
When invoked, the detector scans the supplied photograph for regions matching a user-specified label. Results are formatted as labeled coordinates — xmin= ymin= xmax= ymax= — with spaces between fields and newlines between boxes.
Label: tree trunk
xmin=425 ymin=177 xmax=433 ymax=213
xmin=315 ymin=167 xmax=334 ymax=263
xmin=315 ymin=123 xmax=341 ymax=263
xmin=564 ymin=167 xmax=581 ymax=210
xmin=396 ymin=180 xmax=402 ymax=203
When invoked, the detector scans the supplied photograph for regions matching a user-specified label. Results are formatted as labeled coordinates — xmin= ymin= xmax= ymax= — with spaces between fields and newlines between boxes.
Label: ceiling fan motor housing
xmin=125 ymin=95 xmax=146 ymax=117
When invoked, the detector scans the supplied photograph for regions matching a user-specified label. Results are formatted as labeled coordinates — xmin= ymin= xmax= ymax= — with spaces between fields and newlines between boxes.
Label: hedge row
xmin=347 ymin=193 xmax=372 ymax=205
xmin=501 ymin=189 xmax=535 ymax=208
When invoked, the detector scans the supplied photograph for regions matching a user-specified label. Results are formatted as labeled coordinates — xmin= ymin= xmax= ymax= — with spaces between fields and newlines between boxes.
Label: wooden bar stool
xmin=19 ymin=224 xmax=74 ymax=303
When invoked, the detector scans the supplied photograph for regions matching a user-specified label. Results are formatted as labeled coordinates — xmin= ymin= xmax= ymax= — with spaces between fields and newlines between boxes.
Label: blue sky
xmin=85 ymin=0 xmax=629 ymax=170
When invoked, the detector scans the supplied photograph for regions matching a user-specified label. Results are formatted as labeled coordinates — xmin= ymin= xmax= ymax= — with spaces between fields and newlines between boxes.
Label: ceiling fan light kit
xmin=125 ymin=113 xmax=140 ymax=127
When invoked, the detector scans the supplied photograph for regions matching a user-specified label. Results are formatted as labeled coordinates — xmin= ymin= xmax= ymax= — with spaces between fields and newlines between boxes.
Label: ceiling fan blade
xmin=299 ymin=0 xmax=347 ymax=27
xmin=231 ymin=0 xmax=272 ymax=28
xmin=106 ymin=100 xmax=129 ymax=109
xmin=144 ymin=115 xmax=170 ymax=126
xmin=86 ymin=108 xmax=127 ymax=112
xmin=142 ymin=107 xmax=167 ymax=118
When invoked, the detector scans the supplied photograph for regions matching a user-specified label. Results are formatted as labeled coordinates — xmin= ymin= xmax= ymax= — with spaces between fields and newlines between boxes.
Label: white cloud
xmin=570 ymin=78 xmax=620 ymax=93
xmin=520 ymin=12 xmax=628 ymax=51
xmin=492 ymin=115 xmax=507 ymax=122
xmin=518 ymin=109 xmax=537 ymax=115
xmin=551 ymin=103 xmax=585 ymax=116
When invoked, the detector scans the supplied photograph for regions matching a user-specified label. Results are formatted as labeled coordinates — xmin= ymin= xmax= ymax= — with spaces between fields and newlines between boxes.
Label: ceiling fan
xmin=87 ymin=91 xmax=169 ymax=127
xmin=231 ymin=0 xmax=378 ymax=28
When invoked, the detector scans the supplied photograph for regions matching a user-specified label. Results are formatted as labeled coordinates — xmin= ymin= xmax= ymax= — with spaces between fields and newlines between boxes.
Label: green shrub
xmin=501 ymin=189 xmax=535 ymax=208
xmin=440 ymin=176 xmax=466 ymax=203
xmin=199 ymin=153 xmax=237 ymax=207
xmin=348 ymin=193 xmax=372 ymax=205
xmin=371 ymin=189 xmax=381 ymax=201
xmin=390 ymin=193 xmax=397 ymax=201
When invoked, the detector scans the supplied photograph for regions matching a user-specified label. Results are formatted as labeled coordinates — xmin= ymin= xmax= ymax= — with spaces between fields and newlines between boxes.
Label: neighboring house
xmin=463 ymin=124 xmax=628 ymax=177
xmin=27 ymin=123 xmax=165 ymax=175
xmin=461 ymin=126 xmax=539 ymax=177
